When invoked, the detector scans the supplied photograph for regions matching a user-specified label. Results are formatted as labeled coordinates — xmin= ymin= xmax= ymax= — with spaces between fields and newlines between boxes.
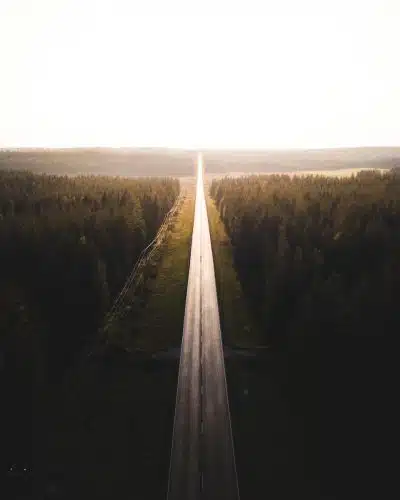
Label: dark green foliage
xmin=211 ymin=170 xmax=399 ymax=497
xmin=0 ymin=171 xmax=179 ymax=475
xmin=211 ymin=169 xmax=400 ymax=346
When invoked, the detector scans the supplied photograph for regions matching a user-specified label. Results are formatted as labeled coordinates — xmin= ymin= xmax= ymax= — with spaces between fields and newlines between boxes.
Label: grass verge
xmin=48 ymin=351 xmax=178 ymax=500
xmin=46 ymin=180 xmax=195 ymax=499
xmin=131 ymin=181 xmax=195 ymax=351
xmin=206 ymin=187 xmax=316 ymax=499
xmin=206 ymin=192 xmax=261 ymax=347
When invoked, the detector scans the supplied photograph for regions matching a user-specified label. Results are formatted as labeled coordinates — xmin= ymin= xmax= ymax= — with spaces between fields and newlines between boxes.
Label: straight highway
xmin=167 ymin=154 xmax=239 ymax=500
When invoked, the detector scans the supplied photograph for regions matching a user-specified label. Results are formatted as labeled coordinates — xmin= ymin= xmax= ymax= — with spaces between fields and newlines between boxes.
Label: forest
xmin=211 ymin=169 xmax=399 ymax=496
xmin=211 ymin=169 xmax=400 ymax=345
xmin=0 ymin=170 xmax=179 ymax=476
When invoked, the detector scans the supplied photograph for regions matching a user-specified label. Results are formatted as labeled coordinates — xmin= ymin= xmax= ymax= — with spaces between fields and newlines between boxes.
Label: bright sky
xmin=1 ymin=0 xmax=399 ymax=149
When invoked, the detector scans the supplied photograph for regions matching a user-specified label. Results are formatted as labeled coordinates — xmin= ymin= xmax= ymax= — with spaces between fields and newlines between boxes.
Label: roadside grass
xmin=131 ymin=181 xmax=195 ymax=351
xmin=46 ymin=180 xmax=195 ymax=499
xmin=48 ymin=352 xmax=178 ymax=500
xmin=226 ymin=355 xmax=319 ymax=500
xmin=206 ymin=186 xmax=317 ymax=500
xmin=205 ymin=192 xmax=262 ymax=347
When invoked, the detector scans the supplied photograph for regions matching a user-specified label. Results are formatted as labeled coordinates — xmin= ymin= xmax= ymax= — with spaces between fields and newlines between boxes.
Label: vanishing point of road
xmin=167 ymin=154 xmax=240 ymax=500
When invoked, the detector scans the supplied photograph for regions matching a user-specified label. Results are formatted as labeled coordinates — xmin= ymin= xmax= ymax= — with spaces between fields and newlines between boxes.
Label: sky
xmin=0 ymin=0 xmax=399 ymax=149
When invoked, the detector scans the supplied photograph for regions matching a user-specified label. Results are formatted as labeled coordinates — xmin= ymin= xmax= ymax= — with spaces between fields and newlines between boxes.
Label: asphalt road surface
xmin=168 ymin=154 xmax=239 ymax=500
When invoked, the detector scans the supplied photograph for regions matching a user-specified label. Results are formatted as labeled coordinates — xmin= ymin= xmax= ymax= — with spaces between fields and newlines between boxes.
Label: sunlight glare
xmin=0 ymin=0 xmax=399 ymax=148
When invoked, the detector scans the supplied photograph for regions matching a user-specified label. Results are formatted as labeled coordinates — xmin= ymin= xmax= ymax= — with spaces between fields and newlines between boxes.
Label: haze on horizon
xmin=1 ymin=0 xmax=399 ymax=150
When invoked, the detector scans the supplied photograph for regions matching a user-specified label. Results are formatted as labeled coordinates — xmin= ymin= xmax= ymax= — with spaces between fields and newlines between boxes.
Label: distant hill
xmin=1 ymin=147 xmax=399 ymax=176
xmin=0 ymin=148 xmax=196 ymax=177
xmin=203 ymin=147 xmax=400 ymax=174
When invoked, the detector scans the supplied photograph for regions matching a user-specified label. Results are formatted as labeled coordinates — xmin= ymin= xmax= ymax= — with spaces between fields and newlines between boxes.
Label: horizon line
xmin=1 ymin=145 xmax=400 ymax=152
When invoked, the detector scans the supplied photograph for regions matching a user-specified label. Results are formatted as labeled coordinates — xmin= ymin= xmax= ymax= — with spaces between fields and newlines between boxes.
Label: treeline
xmin=211 ymin=169 xmax=400 ymax=346
xmin=0 ymin=171 xmax=179 ymax=471
xmin=211 ymin=170 xmax=399 ymax=496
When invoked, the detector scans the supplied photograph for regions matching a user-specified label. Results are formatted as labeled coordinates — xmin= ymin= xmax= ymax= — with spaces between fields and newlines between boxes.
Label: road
xmin=167 ymin=154 xmax=239 ymax=500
